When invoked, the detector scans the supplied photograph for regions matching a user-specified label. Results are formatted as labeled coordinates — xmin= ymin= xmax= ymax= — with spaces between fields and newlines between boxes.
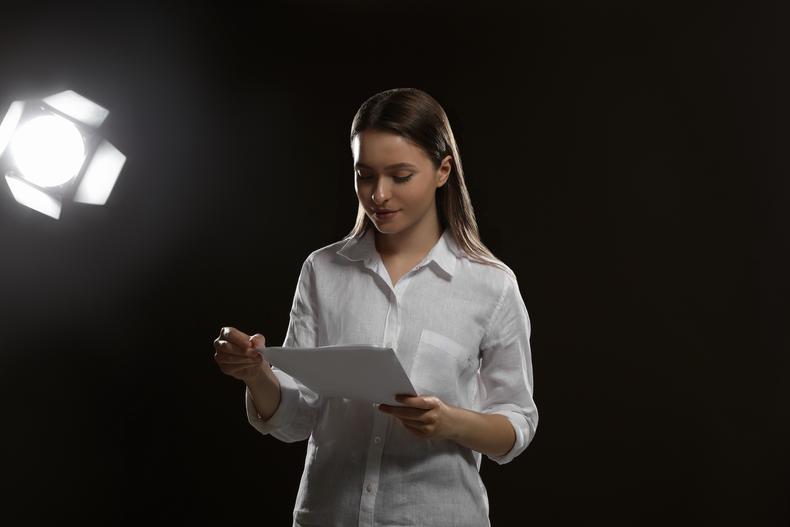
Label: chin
xmin=370 ymin=219 xmax=401 ymax=234
xmin=372 ymin=222 xmax=397 ymax=234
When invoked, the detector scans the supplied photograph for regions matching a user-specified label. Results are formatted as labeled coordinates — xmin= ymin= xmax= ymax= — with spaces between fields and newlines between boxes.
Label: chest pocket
xmin=408 ymin=329 xmax=478 ymax=407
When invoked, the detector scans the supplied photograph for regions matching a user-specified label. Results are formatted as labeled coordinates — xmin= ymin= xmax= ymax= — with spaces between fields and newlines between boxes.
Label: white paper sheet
xmin=257 ymin=345 xmax=418 ymax=406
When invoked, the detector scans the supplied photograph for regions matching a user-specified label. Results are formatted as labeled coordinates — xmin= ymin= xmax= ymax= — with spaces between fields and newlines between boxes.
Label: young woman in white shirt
xmin=214 ymin=87 xmax=538 ymax=527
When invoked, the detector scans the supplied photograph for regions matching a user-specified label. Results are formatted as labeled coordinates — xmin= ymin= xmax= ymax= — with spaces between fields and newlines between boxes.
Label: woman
xmin=214 ymin=88 xmax=538 ymax=526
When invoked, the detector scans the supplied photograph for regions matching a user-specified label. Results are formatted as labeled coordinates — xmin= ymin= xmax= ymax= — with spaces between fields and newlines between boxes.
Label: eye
xmin=395 ymin=173 xmax=414 ymax=183
xmin=356 ymin=172 xmax=413 ymax=182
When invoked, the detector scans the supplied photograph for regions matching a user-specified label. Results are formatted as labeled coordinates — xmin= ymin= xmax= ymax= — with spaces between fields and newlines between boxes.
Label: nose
xmin=371 ymin=177 xmax=392 ymax=205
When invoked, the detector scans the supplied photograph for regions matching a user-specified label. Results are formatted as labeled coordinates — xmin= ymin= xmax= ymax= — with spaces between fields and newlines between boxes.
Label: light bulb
xmin=10 ymin=115 xmax=86 ymax=187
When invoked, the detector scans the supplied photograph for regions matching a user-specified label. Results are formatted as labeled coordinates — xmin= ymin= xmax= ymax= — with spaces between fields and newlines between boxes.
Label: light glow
xmin=73 ymin=140 xmax=126 ymax=205
xmin=1 ymin=90 xmax=125 ymax=219
xmin=0 ymin=101 xmax=25 ymax=158
xmin=10 ymin=115 xmax=86 ymax=187
xmin=43 ymin=90 xmax=109 ymax=128
xmin=4 ymin=175 xmax=62 ymax=219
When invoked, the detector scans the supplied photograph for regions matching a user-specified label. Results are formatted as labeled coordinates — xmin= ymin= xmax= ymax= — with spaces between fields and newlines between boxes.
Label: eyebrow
xmin=354 ymin=162 xmax=417 ymax=171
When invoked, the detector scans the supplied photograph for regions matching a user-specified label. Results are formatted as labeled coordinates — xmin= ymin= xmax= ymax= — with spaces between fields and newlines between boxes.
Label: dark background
xmin=0 ymin=1 xmax=787 ymax=525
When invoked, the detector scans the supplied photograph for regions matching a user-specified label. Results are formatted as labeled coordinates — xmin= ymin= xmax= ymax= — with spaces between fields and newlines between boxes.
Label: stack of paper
xmin=257 ymin=344 xmax=418 ymax=406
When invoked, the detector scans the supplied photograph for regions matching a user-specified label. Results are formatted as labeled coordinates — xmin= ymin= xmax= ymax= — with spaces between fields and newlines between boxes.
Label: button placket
xmin=359 ymin=282 xmax=400 ymax=526
xmin=382 ymin=286 xmax=400 ymax=349
xmin=359 ymin=409 xmax=389 ymax=525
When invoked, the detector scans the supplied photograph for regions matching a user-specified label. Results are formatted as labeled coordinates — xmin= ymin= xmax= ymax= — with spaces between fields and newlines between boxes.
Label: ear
xmin=437 ymin=155 xmax=452 ymax=188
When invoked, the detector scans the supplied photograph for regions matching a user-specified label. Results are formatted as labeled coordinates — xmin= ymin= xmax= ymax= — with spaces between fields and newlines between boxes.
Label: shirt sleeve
xmin=477 ymin=271 xmax=538 ymax=465
xmin=245 ymin=254 xmax=323 ymax=443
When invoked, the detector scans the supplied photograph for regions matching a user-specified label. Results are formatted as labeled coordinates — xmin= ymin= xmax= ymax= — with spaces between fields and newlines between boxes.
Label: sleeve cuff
xmin=244 ymin=369 xmax=301 ymax=435
xmin=484 ymin=410 xmax=529 ymax=465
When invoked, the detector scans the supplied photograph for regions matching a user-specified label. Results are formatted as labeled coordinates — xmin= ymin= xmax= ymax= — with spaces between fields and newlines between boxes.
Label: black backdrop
xmin=0 ymin=1 xmax=787 ymax=525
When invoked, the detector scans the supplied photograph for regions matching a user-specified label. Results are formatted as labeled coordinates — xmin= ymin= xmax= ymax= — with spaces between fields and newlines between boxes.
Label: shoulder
xmin=300 ymin=236 xmax=357 ymax=270
xmin=456 ymin=254 xmax=521 ymax=303
xmin=462 ymin=258 xmax=531 ymax=340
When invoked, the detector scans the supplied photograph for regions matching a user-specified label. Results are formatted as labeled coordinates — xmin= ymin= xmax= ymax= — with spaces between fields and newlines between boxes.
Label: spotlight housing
xmin=0 ymin=90 xmax=126 ymax=219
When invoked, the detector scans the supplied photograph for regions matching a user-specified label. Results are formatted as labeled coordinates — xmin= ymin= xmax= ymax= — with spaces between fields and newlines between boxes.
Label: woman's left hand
xmin=378 ymin=394 xmax=459 ymax=441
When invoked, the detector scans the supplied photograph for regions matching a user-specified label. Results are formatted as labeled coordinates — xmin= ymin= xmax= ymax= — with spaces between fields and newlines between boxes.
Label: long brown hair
xmin=346 ymin=87 xmax=513 ymax=278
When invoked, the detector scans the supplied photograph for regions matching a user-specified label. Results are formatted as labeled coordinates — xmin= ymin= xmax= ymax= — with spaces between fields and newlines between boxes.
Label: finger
xmin=250 ymin=333 xmax=266 ymax=349
xmin=402 ymin=419 xmax=427 ymax=430
xmin=223 ymin=363 xmax=262 ymax=378
xmin=396 ymin=415 xmax=427 ymax=427
xmin=401 ymin=420 xmax=429 ymax=436
xmin=384 ymin=410 xmax=426 ymax=427
xmin=394 ymin=394 xmax=435 ymax=410
xmin=223 ymin=360 xmax=261 ymax=371
xmin=379 ymin=405 xmax=426 ymax=420
xmin=219 ymin=327 xmax=251 ymax=349
xmin=216 ymin=352 xmax=261 ymax=365
xmin=213 ymin=339 xmax=249 ymax=357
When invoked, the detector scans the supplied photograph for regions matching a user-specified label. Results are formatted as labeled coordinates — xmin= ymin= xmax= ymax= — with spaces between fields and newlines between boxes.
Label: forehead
xmin=351 ymin=129 xmax=427 ymax=167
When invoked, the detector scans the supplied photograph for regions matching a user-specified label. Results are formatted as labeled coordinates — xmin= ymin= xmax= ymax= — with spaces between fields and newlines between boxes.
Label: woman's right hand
xmin=213 ymin=326 xmax=269 ymax=382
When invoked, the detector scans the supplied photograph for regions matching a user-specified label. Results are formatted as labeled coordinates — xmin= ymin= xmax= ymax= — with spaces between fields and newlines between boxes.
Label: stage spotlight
xmin=0 ymin=90 xmax=126 ymax=219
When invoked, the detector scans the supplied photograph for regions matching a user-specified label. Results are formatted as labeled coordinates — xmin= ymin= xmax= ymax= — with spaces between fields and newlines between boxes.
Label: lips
xmin=373 ymin=209 xmax=400 ymax=220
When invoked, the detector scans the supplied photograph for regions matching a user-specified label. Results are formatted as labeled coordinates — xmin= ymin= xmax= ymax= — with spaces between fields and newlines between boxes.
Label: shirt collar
xmin=337 ymin=226 xmax=462 ymax=278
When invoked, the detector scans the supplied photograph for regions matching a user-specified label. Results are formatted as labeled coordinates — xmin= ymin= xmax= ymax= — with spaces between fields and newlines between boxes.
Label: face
xmin=351 ymin=129 xmax=451 ymax=235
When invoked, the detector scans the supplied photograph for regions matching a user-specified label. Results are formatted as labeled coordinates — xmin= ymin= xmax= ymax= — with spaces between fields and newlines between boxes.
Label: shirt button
xmin=366 ymin=483 xmax=373 ymax=493
xmin=374 ymin=436 xmax=381 ymax=444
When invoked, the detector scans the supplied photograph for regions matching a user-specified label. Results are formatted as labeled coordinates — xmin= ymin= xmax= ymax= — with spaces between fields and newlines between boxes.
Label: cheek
xmin=406 ymin=182 xmax=436 ymax=206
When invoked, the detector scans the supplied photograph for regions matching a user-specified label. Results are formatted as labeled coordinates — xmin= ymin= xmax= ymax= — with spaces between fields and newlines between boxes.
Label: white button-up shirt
xmin=245 ymin=226 xmax=538 ymax=527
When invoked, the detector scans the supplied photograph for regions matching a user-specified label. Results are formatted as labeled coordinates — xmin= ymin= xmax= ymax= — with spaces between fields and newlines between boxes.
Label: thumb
xmin=249 ymin=333 xmax=266 ymax=349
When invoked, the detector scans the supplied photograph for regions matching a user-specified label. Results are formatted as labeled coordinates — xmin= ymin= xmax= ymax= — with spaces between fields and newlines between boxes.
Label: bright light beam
xmin=43 ymin=90 xmax=109 ymax=128
xmin=0 ymin=101 xmax=25 ymax=158
xmin=1 ymin=90 xmax=124 ymax=219
xmin=10 ymin=115 xmax=86 ymax=187
xmin=73 ymin=139 xmax=126 ymax=205
xmin=4 ymin=175 xmax=62 ymax=219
